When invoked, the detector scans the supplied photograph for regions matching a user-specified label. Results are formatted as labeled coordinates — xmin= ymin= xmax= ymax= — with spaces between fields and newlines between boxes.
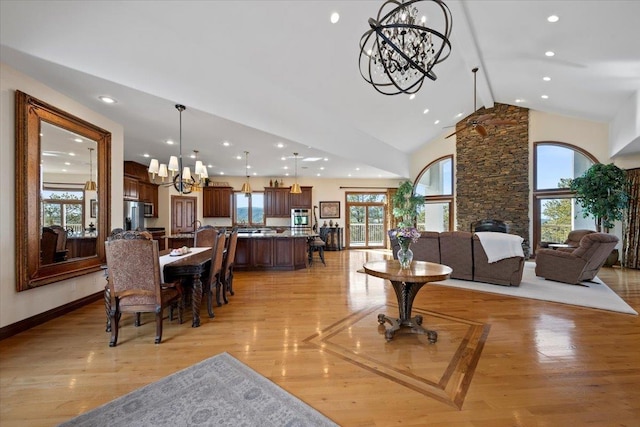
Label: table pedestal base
xmin=377 ymin=313 xmax=438 ymax=343
xmin=379 ymin=279 xmax=438 ymax=343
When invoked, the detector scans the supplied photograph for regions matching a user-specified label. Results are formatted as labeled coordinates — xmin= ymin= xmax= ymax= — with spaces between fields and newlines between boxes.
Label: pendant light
xmin=240 ymin=151 xmax=252 ymax=194
xmin=84 ymin=147 xmax=97 ymax=191
xmin=291 ymin=152 xmax=302 ymax=194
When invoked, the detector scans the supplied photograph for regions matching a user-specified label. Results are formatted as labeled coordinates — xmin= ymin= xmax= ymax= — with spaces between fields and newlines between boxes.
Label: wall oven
xmin=291 ymin=208 xmax=310 ymax=229
xmin=143 ymin=202 xmax=154 ymax=217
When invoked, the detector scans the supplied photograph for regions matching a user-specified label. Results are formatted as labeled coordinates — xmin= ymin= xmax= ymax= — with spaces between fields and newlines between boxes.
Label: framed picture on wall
xmin=319 ymin=201 xmax=340 ymax=219
xmin=90 ymin=199 xmax=98 ymax=218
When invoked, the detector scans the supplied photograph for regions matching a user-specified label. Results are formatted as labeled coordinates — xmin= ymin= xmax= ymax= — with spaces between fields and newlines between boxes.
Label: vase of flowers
xmin=391 ymin=227 xmax=421 ymax=268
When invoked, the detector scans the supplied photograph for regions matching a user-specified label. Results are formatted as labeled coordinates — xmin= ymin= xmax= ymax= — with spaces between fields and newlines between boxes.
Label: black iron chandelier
xmin=359 ymin=0 xmax=453 ymax=95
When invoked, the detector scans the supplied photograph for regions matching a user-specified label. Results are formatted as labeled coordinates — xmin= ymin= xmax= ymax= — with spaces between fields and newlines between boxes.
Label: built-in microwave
xmin=143 ymin=203 xmax=154 ymax=217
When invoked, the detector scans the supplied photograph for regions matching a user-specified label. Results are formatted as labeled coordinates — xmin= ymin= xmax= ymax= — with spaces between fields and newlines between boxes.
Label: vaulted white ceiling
xmin=2 ymin=1 xmax=639 ymax=179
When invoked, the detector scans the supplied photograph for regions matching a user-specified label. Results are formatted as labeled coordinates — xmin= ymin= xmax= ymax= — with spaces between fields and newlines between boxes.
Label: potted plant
xmin=570 ymin=163 xmax=629 ymax=265
xmin=389 ymin=180 xmax=424 ymax=268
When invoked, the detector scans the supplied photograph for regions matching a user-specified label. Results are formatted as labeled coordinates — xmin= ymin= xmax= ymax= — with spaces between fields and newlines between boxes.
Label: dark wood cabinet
xmin=264 ymin=187 xmax=290 ymax=217
xmin=321 ymin=227 xmax=343 ymax=251
xmin=203 ymin=186 xmax=232 ymax=218
xmin=234 ymin=236 xmax=307 ymax=270
xmin=123 ymin=176 xmax=139 ymax=200
xmin=289 ymin=186 xmax=312 ymax=209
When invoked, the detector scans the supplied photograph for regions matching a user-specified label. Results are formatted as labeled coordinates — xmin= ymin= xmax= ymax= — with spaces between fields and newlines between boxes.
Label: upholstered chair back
xmin=564 ymin=229 xmax=595 ymax=247
xmin=105 ymin=237 xmax=162 ymax=310
xmin=41 ymin=227 xmax=58 ymax=264
xmin=194 ymin=226 xmax=218 ymax=248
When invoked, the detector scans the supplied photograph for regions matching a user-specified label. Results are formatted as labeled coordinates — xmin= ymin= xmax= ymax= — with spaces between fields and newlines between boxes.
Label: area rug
xmin=431 ymin=262 xmax=637 ymax=315
xmin=59 ymin=352 xmax=338 ymax=427
xmin=358 ymin=262 xmax=636 ymax=315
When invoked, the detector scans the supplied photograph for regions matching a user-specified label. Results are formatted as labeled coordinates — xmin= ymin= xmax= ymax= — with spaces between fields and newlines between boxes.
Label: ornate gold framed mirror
xmin=15 ymin=90 xmax=111 ymax=291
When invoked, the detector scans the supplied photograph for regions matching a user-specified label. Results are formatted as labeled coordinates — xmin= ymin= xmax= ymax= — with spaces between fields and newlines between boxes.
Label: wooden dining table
xmin=161 ymin=248 xmax=212 ymax=328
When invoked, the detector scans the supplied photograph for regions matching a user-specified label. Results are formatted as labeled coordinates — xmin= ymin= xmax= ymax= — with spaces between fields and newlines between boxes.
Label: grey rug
xmin=59 ymin=352 xmax=337 ymax=427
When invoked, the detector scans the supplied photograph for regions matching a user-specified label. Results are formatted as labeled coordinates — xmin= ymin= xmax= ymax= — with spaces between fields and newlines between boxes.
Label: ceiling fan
xmin=445 ymin=67 xmax=518 ymax=139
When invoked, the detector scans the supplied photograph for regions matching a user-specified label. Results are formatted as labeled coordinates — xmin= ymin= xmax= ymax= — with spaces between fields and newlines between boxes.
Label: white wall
xmin=0 ymin=63 xmax=124 ymax=328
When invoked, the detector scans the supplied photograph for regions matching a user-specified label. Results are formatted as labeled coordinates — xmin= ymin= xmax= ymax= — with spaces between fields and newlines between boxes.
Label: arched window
xmin=414 ymin=155 xmax=453 ymax=231
xmin=533 ymin=142 xmax=598 ymax=253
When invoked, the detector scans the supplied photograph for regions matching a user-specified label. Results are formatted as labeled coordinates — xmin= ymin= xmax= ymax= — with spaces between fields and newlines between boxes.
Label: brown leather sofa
xmin=391 ymin=231 xmax=525 ymax=286
xmin=535 ymin=232 xmax=618 ymax=284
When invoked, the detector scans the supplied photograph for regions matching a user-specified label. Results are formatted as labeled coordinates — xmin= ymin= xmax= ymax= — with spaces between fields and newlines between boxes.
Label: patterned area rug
xmin=59 ymin=353 xmax=337 ymax=427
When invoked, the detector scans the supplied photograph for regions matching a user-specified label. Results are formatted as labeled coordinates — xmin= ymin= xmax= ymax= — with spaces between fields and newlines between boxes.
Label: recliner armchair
xmin=535 ymin=232 xmax=618 ymax=284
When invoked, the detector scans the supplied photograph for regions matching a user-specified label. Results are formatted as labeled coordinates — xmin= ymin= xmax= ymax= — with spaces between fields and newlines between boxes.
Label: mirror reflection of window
xmin=40 ymin=121 xmax=98 ymax=256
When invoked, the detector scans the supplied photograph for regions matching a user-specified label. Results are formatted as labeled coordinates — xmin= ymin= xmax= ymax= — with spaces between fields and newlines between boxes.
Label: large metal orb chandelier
xmin=359 ymin=0 xmax=453 ymax=95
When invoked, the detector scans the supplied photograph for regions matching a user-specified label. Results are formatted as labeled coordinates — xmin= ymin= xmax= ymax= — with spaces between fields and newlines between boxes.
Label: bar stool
xmin=308 ymin=236 xmax=326 ymax=266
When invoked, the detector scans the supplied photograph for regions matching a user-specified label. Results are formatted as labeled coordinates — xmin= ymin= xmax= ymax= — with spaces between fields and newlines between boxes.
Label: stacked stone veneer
xmin=456 ymin=103 xmax=531 ymax=256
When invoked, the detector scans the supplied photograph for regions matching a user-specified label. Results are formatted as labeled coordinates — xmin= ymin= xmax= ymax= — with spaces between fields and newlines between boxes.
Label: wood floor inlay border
xmin=304 ymin=304 xmax=490 ymax=409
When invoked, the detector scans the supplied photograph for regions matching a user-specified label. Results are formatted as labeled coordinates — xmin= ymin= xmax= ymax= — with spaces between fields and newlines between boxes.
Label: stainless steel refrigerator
xmin=124 ymin=201 xmax=145 ymax=231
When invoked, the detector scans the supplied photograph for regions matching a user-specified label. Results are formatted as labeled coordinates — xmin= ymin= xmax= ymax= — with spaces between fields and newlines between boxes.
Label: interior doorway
xmin=171 ymin=195 xmax=196 ymax=235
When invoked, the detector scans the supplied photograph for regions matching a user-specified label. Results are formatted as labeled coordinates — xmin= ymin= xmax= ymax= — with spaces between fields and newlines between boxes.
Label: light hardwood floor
xmin=1 ymin=249 xmax=639 ymax=426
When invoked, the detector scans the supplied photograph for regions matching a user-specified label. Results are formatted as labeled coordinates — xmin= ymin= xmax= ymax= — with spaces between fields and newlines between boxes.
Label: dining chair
xmin=105 ymin=231 xmax=183 ymax=346
xmin=204 ymin=231 xmax=226 ymax=315
xmin=194 ymin=225 xmax=218 ymax=248
xmin=220 ymin=227 xmax=238 ymax=303
xmin=49 ymin=225 xmax=69 ymax=262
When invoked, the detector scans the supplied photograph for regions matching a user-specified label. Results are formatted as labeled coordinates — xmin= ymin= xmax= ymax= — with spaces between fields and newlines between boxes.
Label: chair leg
xmin=109 ymin=300 xmax=120 ymax=347
xmin=134 ymin=312 xmax=141 ymax=327
xmin=227 ymin=269 xmax=235 ymax=296
xmin=206 ymin=283 xmax=215 ymax=318
xmin=104 ymin=285 xmax=111 ymax=332
xmin=319 ymin=247 xmax=326 ymax=266
xmin=219 ymin=274 xmax=228 ymax=305
xmin=154 ymin=310 xmax=163 ymax=344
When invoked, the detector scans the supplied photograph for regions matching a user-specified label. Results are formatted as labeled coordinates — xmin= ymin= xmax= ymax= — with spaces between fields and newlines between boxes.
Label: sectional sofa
xmin=390 ymin=231 xmax=526 ymax=286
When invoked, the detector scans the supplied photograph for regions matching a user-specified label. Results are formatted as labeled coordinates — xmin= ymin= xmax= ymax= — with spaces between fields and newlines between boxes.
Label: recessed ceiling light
xmin=547 ymin=15 xmax=559 ymax=23
xmin=423 ymin=108 xmax=429 ymax=114
xmin=219 ymin=172 xmax=225 ymax=175
xmin=167 ymin=139 xmax=174 ymax=145
xmin=320 ymin=167 xmax=325 ymax=170
xmin=276 ymin=142 xmax=284 ymax=148
xmin=62 ymin=169 xmax=67 ymax=172
xmin=434 ymin=120 xmax=440 ymax=125
xmin=283 ymin=166 xmax=289 ymax=170
xmin=236 ymin=155 xmax=242 ymax=160
xmin=543 ymin=76 xmax=551 ymax=81
xmin=330 ymin=12 xmax=340 ymax=24
xmin=64 ymin=162 xmax=71 ymax=166
xmin=222 ymin=141 xmax=230 ymax=147
xmin=348 ymin=173 xmax=352 ymax=177
xmin=69 ymin=152 xmax=76 ymax=156
xmin=98 ymin=96 xmax=116 ymax=104
xmin=355 ymin=167 xmax=360 ymax=171
xmin=316 ymin=173 xmax=321 ymax=177
xmin=143 ymin=153 xmax=150 ymax=158
xmin=324 ymin=157 xmax=329 ymax=161
xmin=455 ymin=112 xmax=463 ymax=118
xmin=74 ymin=138 xmax=83 ymax=143
xmin=409 ymin=94 xmax=416 ymax=100
xmin=545 ymin=51 xmax=555 ymax=57
xmin=253 ymin=172 xmax=257 ymax=176
xmin=515 ymin=99 xmax=524 ymax=103
xmin=541 ymin=95 xmax=549 ymax=99
xmin=285 ymin=173 xmax=290 ymax=176
xmin=281 ymin=156 xmax=287 ymax=161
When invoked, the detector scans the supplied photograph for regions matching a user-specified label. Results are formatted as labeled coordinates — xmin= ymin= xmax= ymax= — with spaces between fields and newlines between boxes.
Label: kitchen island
xmin=235 ymin=230 xmax=310 ymax=271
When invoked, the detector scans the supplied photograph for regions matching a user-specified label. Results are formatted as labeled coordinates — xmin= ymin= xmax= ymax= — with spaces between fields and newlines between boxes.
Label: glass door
xmin=346 ymin=193 xmax=386 ymax=248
